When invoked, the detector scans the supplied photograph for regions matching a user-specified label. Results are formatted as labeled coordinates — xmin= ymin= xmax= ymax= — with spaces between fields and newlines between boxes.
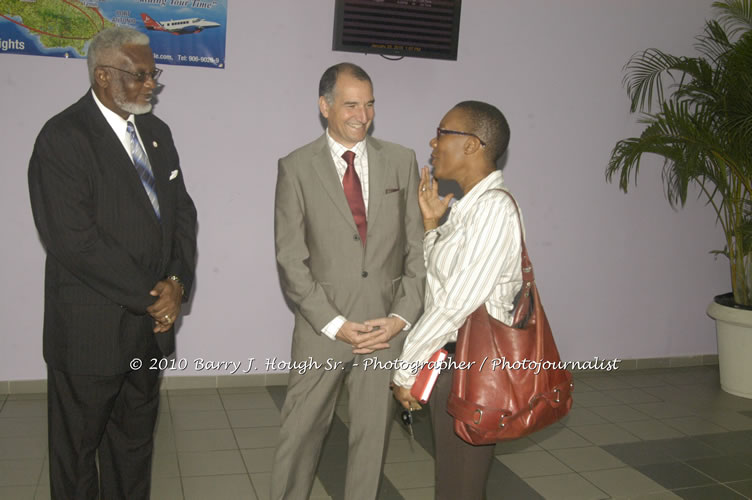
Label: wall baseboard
xmin=0 ymin=354 xmax=720 ymax=395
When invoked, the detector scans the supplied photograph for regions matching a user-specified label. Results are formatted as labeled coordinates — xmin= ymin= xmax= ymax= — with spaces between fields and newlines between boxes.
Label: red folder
xmin=410 ymin=349 xmax=448 ymax=404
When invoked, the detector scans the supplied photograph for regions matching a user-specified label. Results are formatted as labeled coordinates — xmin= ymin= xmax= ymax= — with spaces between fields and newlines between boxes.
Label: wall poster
xmin=0 ymin=0 xmax=227 ymax=69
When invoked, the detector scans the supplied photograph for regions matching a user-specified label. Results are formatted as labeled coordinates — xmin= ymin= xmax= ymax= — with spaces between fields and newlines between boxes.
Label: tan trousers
xmin=271 ymin=358 xmax=395 ymax=500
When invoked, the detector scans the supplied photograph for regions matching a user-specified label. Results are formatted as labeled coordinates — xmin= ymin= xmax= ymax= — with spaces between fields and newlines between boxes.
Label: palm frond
xmin=606 ymin=100 xmax=719 ymax=208
xmin=696 ymin=20 xmax=733 ymax=61
xmin=713 ymin=0 xmax=752 ymax=37
xmin=608 ymin=0 xmax=752 ymax=304
xmin=623 ymin=49 xmax=682 ymax=113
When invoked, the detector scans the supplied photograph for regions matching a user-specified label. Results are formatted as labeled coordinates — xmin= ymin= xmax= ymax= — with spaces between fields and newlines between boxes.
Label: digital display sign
xmin=333 ymin=0 xmax=462 ymax=61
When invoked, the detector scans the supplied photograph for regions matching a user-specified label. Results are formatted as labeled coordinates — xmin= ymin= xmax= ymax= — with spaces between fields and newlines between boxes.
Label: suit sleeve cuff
xmin=389 ymin=313 xmax=411 ymax=331
xmin=322 ymin=315 xmax=346 ymax=340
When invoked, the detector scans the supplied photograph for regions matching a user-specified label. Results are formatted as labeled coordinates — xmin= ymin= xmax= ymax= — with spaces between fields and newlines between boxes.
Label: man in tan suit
xmin=271 ymin=62 xmax=425 ymax=499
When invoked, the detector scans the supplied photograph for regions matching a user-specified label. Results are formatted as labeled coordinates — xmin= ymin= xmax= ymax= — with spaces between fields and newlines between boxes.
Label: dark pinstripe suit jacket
xmin=28 ymin=92 xmax=197 ymax=376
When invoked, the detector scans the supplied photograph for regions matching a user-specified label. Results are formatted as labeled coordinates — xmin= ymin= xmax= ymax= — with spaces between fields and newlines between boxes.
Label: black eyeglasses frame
xmin=98 ymin=65 xmax=162 ymax=83
xmin=436 ymin=127 xmax=487 ymax=147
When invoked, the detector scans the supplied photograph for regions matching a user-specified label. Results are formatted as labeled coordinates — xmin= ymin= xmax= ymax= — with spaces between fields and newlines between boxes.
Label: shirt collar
xmin=325 ymin=128 xmax=367 ymax=160
xmin=451 ymin=170 xmax=505 ymax=217
xmin=91 ymin=88 xmax=135 ymax=137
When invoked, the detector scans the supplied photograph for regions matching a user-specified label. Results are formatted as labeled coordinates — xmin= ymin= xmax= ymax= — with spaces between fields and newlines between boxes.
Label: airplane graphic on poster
xmin=141 ymin=13 xmax=220 ymax=35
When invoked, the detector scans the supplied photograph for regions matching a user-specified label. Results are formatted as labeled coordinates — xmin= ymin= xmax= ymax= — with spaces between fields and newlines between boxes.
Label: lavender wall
xmin=0 ymin=0 xmax=727 ymax=381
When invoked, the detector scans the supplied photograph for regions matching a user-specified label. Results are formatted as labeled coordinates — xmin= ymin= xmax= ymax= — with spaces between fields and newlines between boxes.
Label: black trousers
xmin=429 ymin=364 xmax=496 ymax=500
xmin=47 ymin=363 xmax=161 ymax=500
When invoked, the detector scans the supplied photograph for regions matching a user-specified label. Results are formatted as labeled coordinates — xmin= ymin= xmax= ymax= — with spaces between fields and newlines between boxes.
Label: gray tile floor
xmin=2 ymin=366 xmax=752 ymax=499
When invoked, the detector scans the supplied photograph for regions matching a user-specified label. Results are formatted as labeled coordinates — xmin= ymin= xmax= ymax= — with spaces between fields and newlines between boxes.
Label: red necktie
xmin=341 ymin=150 xmax=367 ymax=245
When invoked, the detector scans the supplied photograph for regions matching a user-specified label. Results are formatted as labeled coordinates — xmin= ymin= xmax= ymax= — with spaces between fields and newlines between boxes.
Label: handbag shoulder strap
xmin=485 ymin=188 xmax=535 ymax=325
xmin=486 ymin=188 xmax=534 ymax=285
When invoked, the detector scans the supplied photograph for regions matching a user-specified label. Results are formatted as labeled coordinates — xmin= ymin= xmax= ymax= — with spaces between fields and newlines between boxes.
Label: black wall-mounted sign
xmin=333 ymin=0 xmax=462 ymax=61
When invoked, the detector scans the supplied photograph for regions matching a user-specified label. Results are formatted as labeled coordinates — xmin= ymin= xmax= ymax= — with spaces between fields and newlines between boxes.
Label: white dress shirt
xmin=91 ymin=89 xmax=143 ymax=162
xmin=392 ymin=170 xmax=524 ymax=387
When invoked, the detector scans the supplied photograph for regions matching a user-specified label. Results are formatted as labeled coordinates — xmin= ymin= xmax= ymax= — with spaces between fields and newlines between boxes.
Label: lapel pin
xmin=152 ymin=141 xmax=158 ymax=148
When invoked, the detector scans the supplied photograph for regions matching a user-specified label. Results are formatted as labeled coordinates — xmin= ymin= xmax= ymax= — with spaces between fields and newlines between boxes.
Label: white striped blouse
xmin=392 ymin=170 xmax=524 ymax=388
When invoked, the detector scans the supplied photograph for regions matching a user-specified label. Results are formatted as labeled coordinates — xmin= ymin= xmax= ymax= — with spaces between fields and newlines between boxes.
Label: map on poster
xmin=0 ymin=0 xmax=227 ymax=69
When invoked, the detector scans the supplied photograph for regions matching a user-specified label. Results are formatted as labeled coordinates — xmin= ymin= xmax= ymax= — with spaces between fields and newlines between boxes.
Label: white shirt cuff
xmin=392 ymin=369 xmax=416 ymax=389
xmin=321 ymin=315 xmax=346 ymax=340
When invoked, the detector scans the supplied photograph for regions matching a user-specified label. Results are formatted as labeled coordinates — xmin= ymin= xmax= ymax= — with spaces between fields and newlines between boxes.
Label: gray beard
xmin=112 ymin=81 xmax=152 ymax=115
xmin=114 ymin=95 xmax=152 ymax=115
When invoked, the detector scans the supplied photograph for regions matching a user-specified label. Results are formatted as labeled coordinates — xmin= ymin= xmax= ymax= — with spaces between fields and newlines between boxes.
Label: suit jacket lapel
xmin=135 ymin=116 xmax=168 ymax=231
xmin=135 ymin=119 xmax=171 ymax=262
xmin=311 ymin=136 xmax=359 ymax=234
xmin=83 ymin=94 xmax=161 ymax=229
xmin=366 ymin=137 xmax=385 ymax=228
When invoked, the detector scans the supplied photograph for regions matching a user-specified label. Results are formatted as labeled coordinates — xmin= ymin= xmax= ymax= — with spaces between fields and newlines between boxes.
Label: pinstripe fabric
xmin=393 ymin=170 xmax=523 ymax=387
xmin=30 ymin=89 xmax=197 ymax=500
xmin=28 ymin=92 xmax=197 ymax=376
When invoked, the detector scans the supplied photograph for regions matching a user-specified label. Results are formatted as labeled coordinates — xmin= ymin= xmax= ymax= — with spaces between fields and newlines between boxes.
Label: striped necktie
xmin=126 ymin=121 xmax=160 ymax=220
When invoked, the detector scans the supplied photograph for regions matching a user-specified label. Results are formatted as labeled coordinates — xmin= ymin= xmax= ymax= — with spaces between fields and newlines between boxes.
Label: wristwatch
xmin=166 ymin=275 xmax=185 ymax=297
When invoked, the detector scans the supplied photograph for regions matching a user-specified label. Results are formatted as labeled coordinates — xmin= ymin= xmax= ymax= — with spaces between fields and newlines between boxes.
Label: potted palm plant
xmin=606 ymin=0 xmax=752 ymax=397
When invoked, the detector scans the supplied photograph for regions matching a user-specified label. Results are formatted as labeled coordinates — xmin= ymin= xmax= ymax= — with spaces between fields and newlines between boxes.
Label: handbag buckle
xmin=553 ymin=388 xmax=560 ymax=403
xmin=498 ymin=414 xmax=505 ymax=428
xmin=473 ymin=409 xmax=483 ymax=424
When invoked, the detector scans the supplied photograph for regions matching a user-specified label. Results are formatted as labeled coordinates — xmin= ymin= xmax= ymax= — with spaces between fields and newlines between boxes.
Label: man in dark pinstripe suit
xmin=28 ymin=27 xmax=197 ymax=500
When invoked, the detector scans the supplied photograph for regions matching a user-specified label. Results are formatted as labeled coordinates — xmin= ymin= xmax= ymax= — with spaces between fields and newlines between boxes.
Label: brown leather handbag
xmin=446 ymin=192 xmax=573 ymax=445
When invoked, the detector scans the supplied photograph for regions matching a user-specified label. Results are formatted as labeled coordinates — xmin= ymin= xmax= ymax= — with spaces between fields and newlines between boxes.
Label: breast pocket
xmin=380 ymin=188 xmax=406 ymax=222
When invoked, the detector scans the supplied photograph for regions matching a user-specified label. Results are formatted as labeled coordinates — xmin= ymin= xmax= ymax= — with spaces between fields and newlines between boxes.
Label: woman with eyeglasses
xmin=390 ymin=101 xmax=523 ymax=500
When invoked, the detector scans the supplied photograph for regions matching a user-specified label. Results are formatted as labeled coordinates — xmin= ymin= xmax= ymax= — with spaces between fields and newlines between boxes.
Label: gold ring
xmin=164 ymin=315 xmax=170 ymax=322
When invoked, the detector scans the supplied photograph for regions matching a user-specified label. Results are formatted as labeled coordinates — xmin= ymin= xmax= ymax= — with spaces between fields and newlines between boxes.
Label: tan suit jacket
xmin=275 ymin=133 xmax=425 ymax=355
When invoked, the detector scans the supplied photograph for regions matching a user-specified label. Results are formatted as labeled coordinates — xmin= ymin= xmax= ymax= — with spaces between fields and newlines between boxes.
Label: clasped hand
xmin=335 ymin=316 xmax=406 ymax=354
xmin=146 ymin=279 xmax=183 ymax=333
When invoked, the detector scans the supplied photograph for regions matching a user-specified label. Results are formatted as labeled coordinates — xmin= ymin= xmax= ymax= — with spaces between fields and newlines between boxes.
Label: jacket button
xmin=361 ymin=271 xmax=368 ymax=278
xmin=353 ymin=234 xmax=359 ymax=240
